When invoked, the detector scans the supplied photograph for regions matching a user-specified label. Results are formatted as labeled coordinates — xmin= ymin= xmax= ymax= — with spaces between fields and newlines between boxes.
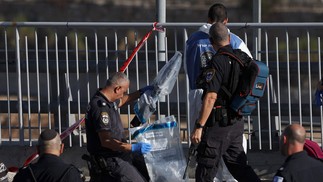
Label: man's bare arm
xmin=98 ymin=130 xmax=131 ymax=152
xmin=197 ymin=92 xmax=217 ymax=126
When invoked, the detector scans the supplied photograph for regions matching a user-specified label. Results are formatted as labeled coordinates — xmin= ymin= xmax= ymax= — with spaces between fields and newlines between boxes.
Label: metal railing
xmin=0 ymin=22 xmax=322 ymax=150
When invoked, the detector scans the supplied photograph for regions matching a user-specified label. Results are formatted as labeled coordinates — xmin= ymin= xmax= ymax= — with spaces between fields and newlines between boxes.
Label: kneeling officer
xmin=85 ymin=72 xmax=153 ymax=182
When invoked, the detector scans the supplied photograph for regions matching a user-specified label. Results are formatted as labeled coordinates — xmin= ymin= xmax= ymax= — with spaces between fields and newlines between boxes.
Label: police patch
xmin=273 ymin=176 xmax=284 ymax=182
xmin=205 ymin=69 xmax=215 ymax=82
xmin=100 ymin=112 xmax=110 ymax=125
xmin=200 ymin=51 xmax=214 ymax=67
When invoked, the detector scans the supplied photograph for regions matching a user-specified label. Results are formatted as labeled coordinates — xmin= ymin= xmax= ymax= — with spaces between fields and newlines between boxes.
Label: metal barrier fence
xmin=0 ymin=22 xmax=322 ymax=150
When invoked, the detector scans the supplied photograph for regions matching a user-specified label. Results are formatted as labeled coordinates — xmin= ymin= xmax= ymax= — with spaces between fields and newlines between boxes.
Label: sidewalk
xmin=2 ymin=145 xmax=284 ymax=182
xmin=247 ymin=150 xmax=285 ymax=181
xmin=182 ymin=145 xmax=284 ymax=182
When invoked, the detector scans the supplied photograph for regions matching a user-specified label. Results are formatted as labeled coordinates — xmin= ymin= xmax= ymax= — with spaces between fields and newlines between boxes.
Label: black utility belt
xmin=205 ymin=106 xmax=239 ymax=127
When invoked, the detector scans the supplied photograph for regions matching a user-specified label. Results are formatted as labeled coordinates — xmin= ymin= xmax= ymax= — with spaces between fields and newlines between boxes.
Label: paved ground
xmin=2 ymin=145 xmax=284 ymax=182
xmin=247 ymin=150 xmax=285 ymax=181
xmin=182 ymin=147 xmax=284 ymax=182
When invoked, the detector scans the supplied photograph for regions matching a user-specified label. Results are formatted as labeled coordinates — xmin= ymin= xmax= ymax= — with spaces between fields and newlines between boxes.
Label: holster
xmin=220 ymin=107 xmax=228 ymax=127
xmin=82 ymin=154 xmax=102 ymax=176
xmin=205 ymin=106 xmax=236 ymax=127
xmin=82 ymin=154 xmax=117 ymax=176
xmin=95 ymin=156 xmax=118 ymax=174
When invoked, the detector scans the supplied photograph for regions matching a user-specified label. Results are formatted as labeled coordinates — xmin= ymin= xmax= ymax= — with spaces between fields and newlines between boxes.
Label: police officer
xmin=13 ymin=129 xmax=84 ymax=182
xmin=190 ymin=22 xmax=260 ymax=182
xmin=185 ymin=3 xmax=252 ymax=131
xmin=273 ymin=124 xmax=323 ymax=182
xmin=85 ymin=72 xmax=153 ymax=182
xmin=184 ymin=5 xmax=249 ymax=180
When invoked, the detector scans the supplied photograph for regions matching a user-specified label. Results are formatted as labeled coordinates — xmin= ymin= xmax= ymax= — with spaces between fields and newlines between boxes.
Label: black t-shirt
xmin=273 ymin=151 xmax=323 ymax=182
xmin=85 ymin=89 xmax=126 ymax=157
xmin=201 ymin=45 xmax=235 ymax=100
xmin=12 ymin=154 xmax=83 ymax=182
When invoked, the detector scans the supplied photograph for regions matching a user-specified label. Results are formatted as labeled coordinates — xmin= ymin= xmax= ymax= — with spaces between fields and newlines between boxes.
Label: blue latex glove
xmin=139 ymin=85 xmax=154 ymax=95
xmin=131 ymin=142 xmax=152 ymax=154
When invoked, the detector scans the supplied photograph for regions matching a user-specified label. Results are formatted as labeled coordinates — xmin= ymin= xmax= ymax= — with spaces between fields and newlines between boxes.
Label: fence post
xmin=253 ymin=0 xmax=262 ymax=60
xmin=156 ymin=0 xmax=166 ymax=62
xmin=15 ymin=27 xmax=24 ymax=145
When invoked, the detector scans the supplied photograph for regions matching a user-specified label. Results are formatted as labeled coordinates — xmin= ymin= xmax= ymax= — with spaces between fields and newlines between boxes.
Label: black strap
xmin=219 ymin=51 xmax=244 ymax=66
xmin=27 ymin=166 xmax=37 ymax=182
xmin=218 ymin=51 xmax=243 ymax=101
xmin=221 ymin=85 xmax=232 ymax=99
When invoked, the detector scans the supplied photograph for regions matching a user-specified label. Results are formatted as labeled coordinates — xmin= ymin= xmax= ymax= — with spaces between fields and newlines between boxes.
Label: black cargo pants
xmin=195 ymin=118 xmax=261 ymax=182
xmin=90 ymin=154 xmax=149 ymax=182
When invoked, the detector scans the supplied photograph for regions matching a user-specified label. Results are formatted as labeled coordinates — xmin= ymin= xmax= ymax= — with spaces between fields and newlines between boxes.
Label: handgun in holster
xmin=82 ymin=154 xmax=103 ymax=175
xmin=205 ymin=106 xmax=229 ymax=127
xmin=220 ymin=106 xmax=229 ymax=127
xmin=97 ymin=156 xmax=109 ymax=170
xmin=95 ymin=156 xmax=118 ymax=176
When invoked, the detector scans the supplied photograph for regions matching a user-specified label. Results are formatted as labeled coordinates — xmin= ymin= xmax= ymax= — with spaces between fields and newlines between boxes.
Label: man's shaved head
xmin=209 ymin=22 xmax=229 ymax=48
xmin=37 ymin=129 xmax=62 ymax=155
xmin=283 ymin=124 xmax=306 ymax=144
xmin=280 ymin=124 xmax=306 ymax=156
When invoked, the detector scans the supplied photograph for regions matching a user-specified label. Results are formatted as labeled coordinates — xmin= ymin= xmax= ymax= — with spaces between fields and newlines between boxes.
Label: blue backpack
xmin=219 ymin=49 xmax=269 ymax=116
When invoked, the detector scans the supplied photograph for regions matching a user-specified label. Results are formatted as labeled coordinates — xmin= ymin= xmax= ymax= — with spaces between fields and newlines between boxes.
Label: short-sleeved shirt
xmin=200 ymin=45 xmax=235 ymax=99
xmin=273 ymin=151 xmax=323 ymax=182
xmin=85 ymin=89 xmax=126 ymax=157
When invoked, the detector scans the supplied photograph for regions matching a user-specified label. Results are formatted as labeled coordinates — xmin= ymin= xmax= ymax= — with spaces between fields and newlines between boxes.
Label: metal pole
xmin=15 ymin=28 xmax=24 ymax=144
xmin=253 ymin=0 xmax=261 ymax=59
xmin=156 ymin=0 xmax=166 ymax=104
xmin=156 ymin=0 xmax=166 ymax=62
xmin=252 ymin=0 xmax=262 ymax=147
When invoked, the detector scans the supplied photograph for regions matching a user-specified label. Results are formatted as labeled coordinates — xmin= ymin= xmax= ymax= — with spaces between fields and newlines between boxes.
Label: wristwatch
xmin=195 ymin=122 xmax=204 ymax=129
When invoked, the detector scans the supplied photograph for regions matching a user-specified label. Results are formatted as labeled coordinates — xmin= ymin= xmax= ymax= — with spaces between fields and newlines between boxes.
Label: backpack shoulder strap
xmin=218 ymin=50 xmax=244 ymax=100
xmin=218 ymin=50 xmax=246 ymax=66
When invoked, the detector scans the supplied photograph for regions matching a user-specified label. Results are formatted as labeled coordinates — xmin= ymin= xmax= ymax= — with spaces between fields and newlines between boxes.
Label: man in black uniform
xmin=13 ymin=129 xmax=84 ymax=182
xmin=273 ymin=124 xmax=323 ymax=182
xmin=190 ymin=22 xmax=260 ymax=182
xmin=85 ymin=72 xmax=153 ymax=182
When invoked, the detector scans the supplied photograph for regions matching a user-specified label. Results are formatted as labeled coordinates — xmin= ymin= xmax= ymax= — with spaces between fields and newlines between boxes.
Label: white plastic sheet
xmin=132 ymin=115 xmax=188 ymax=182
xmin=134 ymin=52 xmax=182 ymax=124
